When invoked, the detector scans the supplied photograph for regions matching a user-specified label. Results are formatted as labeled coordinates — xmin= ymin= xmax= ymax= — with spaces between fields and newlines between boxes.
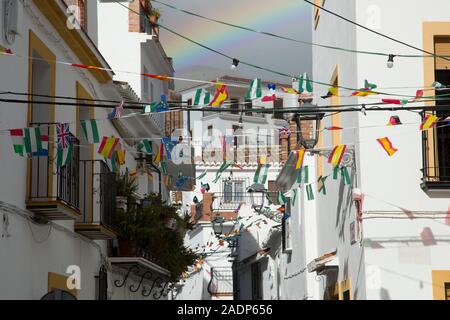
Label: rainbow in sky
xmin=157 ymin=0 xmax=310 ymax=73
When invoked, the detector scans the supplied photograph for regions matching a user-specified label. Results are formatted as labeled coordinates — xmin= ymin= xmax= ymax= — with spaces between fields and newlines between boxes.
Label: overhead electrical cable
xmin=152 ymin=0 xmax=450 ymax=59
xmin=117 ymin=2 xmax=442 ymax=99
xmin=304 ymin=0 xmax=450 ymax=62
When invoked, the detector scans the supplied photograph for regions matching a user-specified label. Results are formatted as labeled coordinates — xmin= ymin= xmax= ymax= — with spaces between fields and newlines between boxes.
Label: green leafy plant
xmin=148 ymin=7 xmax=161 ymax=20
xmin=116 ymin=171 xmax=138 ymax=198
xmin=116 ymin=193 xmax=198 ymax=280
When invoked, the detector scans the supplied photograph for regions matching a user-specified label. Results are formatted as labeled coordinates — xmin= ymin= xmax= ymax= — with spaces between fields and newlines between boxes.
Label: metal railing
xmin=208 ymin=267 xmax=234 ymax=297
xmin=79 ymin=160 xmax=117 ymax=230
xmin=421 ymin=109 xmax=450 ymax=187
xmin=212 ymin=192 xmax=264 ymax=211
xmin=28 ymin=124 xmax=80 ymax=211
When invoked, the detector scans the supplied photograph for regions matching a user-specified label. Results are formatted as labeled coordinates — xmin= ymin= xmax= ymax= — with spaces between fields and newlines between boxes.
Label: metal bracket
xmin=114 ymin=265 xmax=140 ymax=288
xmin=308 ymin=146 xmax=355 ymax=168
xmin=130 ymin=271 xmax=153 ymax=293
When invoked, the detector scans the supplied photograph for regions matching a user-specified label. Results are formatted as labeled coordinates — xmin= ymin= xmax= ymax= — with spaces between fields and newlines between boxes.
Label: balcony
xmin=208 ymin=267 xmax=234 ymax=298
xmin=212 ymin=192 xmax=253 ymax=211
xmin=421 ymin=110 xmax=450 ymax=191
xmin=75 ymin=160 xmax=118 ymax=240
xmin=26 ymin=127 xmax=81 ymax=220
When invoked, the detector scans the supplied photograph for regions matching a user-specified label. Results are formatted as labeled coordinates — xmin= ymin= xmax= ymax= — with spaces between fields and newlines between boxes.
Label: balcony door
xmin=223 ymin=179 xmax=245 ymax=203
xmin=27 ymin=31 xmax=55 ymax=202
xmin=434 ymin=70 xmax=450 ymax=182
xmin=77 ymin=83 xmax=94 ymax=223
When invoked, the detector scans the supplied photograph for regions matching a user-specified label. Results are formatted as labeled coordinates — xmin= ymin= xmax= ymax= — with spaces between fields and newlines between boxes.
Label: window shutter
xmin=435 ymin=37 xmax=450 ymax=70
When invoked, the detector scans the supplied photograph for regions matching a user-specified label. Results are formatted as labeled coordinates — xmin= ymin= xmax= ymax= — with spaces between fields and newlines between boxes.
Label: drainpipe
xmin=148 ymin=162 xmax=163 ymax=196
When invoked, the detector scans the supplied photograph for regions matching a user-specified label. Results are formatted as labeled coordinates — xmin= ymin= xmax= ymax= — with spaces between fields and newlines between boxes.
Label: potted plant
xmin=115 ymin=171 xmax=138 ymax=211
xmin=148 ymin=7 xmax=161 ymax=24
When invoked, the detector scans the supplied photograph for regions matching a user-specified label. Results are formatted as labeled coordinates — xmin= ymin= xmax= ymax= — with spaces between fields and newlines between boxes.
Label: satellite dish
xmin=40 ymin=289 xmax=77 ymax=300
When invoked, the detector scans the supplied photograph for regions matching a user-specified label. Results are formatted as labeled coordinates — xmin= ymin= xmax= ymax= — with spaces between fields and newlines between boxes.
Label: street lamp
xmin=293 ymin=108 xmax=324 ymax=150
xmin=212 ymin=216 xmax=225 ymax=237
xmin=247 ymin=183 xmax=267 ymax=213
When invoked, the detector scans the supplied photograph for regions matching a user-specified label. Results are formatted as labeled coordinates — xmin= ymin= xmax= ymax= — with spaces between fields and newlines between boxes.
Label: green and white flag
xmin=141 ymin=139 xmax=153 ymax=155
xmin=213 ymin=162 xmax=231 ymax=183
xmin=246 ymin=78 xmax=262 ymax=100
xmin=297 ymin=165 xmax=309 ymax=184
xmin=81 ymin=120 xmax=100 ymax=144
xmin=194 ymin=89 xmax=211 ymax=106
xmin=57 ymin=144 xmax=73 ymax=167
xmin=253 ymin=163 xmax=270 ymax=184
xmin=291 ymin=189 xmax=297 ymax=206
xmin=24 ymin=127 xmax=44 ymax=155
xmin=105 ymin=153 xmax=119 ymax=173
xmin=143 ymin=102 xmax=157 ymax=114
xmin=306 ymin=184 xmax=314 ymax=201
xmin=196 ymin=170 xmax=207 ymax=181
xmin=341 ymin=167 xmax=351 ymax=186
xmin=276 ymin=191 xmax=287 ymax=205
xmin=161 ymin=161 xmax=168 ymax=175
xmin=296 ymin=73 xmax=313 ymax=94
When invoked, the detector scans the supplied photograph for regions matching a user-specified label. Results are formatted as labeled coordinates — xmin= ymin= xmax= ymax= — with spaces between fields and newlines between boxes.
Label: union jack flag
xmin=56 ymin=123 xmax=71 ymax=149
xmin=109 ymin=101 xmax=124 ymax=119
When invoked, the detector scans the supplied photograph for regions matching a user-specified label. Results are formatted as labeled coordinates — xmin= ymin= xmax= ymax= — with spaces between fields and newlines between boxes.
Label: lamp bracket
xmin=308 ymin=146 xmax=355 ymax=167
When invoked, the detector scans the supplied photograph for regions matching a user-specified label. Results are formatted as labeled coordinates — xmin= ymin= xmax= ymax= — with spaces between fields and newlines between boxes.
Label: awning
xmin=275 ymin=151 xmax=298 ymax=193
xmin=307 ymin=250 xmax=338 ymax=273
xmin=235 ymin=248 xmax=270 ymax=271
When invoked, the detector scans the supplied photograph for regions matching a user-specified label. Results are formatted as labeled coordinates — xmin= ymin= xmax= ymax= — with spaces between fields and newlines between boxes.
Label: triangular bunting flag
xmin=246 ymin=78 xmax=262 ymax=100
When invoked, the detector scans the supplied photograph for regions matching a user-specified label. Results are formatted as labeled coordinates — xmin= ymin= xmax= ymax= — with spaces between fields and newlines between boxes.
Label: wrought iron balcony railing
xmin=212 ymin=192 xmax=264 ymax=211
xmin=79 ymin=160 xmax=117 ymax=231
xmin=207 ymin=267 xmax=234 ymax=297
xmin=421 ymin=110 xmax=450 ymax=190
xmin=28 ymin=124 xmax=80 ymax=213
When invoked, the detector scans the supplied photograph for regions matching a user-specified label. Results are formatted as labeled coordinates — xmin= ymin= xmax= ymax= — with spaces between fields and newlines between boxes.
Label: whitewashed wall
xmin=311 ymin=0 xmax=450 ymax=300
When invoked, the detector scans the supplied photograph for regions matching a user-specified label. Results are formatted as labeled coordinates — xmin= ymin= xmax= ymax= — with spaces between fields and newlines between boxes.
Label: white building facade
xmin=271 ymin=0 xmax=450 ymax=300
xmin=0 ymin=0 xmax=173 ymax=300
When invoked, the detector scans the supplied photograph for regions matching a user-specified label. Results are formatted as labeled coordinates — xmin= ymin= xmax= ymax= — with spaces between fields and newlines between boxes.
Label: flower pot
xmin=149 ymin=15 xmax=158 ymax=24
xmin=118 ymin=238 xmax=137 ymax=257
xmin=116 ymin=196 xmax=127 ymax=211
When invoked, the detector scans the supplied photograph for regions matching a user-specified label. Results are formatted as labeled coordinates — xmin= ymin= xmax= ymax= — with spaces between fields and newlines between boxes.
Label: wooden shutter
xmin=435 ymin=37 xmax=450 ymax=70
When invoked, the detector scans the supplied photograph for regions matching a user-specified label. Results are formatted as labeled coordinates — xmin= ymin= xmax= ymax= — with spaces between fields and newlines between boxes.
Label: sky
xmin=153 ymin=0 xmax=312 ymax=90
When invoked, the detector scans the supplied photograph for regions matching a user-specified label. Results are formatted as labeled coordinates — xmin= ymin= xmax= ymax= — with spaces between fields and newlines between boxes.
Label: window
xmin=230 ymin=98 xmax=239 ymax=115
xmin=208 ymin=125 xmax=213 ymax=136
xmin=223 ymin=180 xmax=245 ymax=203
xmin=282 ymin=198 xmax=292 ymax=252
xmin=251 ymin=262 xmax=262 ymax=300
xmin=445 ymin=282 xmax=450 ymax=300
xmin=342 ymin=290 xmax=351 ymax=300
xmin=422 ymin=36 xmax=450 ymax=189
xmin=273 ymin=98 xmax=284 ymax=120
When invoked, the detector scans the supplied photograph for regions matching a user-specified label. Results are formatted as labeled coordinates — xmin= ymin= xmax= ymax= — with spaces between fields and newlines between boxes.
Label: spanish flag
xmin=420 ymin=114 xmax=439 ymax=130
xmin=153 ymin=142 xmax=164 ymax=164
xmin=295 ymin=149 xmax=306 ymax=170
xmin=281 ymin=87 xmax=298 ymax=94
xmin=328 ymin=145 xmax=347 ymax=167
xmin=209 ymin=84 xmax=229 ymax=107
xmin=377 ymin=137 xmax=398 ymax=156
xmin=351 ymin=90 xmax=377 ymax=97
xmin=321 ymin=87 xmax=339 ymax=99
xmin=117 ymin=149 xmax=126 ymax=165
xmin=98 ymin=136 xmax=120 ymax=159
